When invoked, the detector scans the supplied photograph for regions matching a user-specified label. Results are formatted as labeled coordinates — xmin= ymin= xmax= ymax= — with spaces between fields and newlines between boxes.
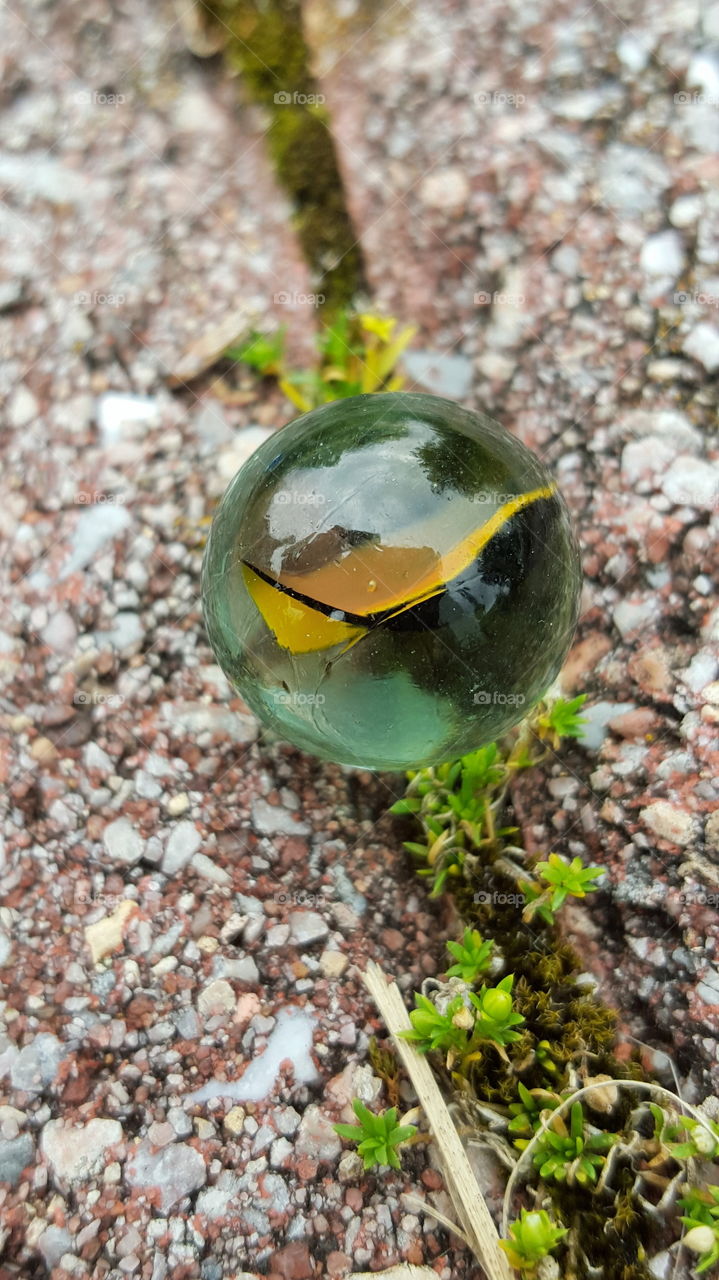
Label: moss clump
xmin=203 ymin=0 xmax=365 ymax=313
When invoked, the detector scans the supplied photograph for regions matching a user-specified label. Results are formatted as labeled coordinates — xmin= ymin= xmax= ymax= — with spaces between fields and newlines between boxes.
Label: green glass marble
xmin=202 ymin=392 xmax=581 ymax=770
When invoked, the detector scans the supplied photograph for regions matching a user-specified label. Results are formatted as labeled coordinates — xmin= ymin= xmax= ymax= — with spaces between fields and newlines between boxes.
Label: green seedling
xmin=333 ymin=1098 xmax=417 ymax=1171
xmin=521 ymin=853 xmax=603 ymax=926
xmin=226 ymin=310 xmax=415 ymax=411
xmin=401 ymin=974 xmax=524 ymax=1068
xmin=225 ymin=328 xmax=286 ymax=376
xmin=678 ymin=1185 xmax=719 ymax=1274
xmin=445 ymin=927 xmax=494 ymax=983
xmin=500 ymin=1208 xmax=568 ymax=1276
xmin=529 ymin=1101 xmax=618 ymax=1186
xmin=508 ymin=1082 xmax=565 ymax=1143
xmin=533 ymin=694 xmax=587 ymax=750
xmin=650 ymin=1104 xmax=719 ymax=1161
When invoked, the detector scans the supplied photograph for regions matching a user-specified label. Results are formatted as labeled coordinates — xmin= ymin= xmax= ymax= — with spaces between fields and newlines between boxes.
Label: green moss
xmin=204 ymin=0 xmax=365 ymax=313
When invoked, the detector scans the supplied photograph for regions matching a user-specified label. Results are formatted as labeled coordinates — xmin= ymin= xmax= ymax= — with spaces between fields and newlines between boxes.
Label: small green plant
xmin=400 ymin=992 xmax=472 ymax=1060
xmin=520 ymin=853 xmax=603 ymax=926
xmin=678 ymin=1185 xmax=719 ymax=1274
xmin=226 ymin=310 xmax=416 ymax=411
xmin=507 ymin=1082 xmax=565 ymax=1143
xmin=225 ymin=328 xmax=286 ymax=377
xmin=500 ymin=1208 xmax=568 ymax=1276
xmin=528 ymin=1101 xmax=618 ymax=1187
xmin=650 ymin=1103 xmax=719 ymax=1160
xmin=445 ymin=927 xmax=494 ymax=983
xmin=534 ymin=694 xmax=587 ymax=750
xmin=333 ymin=1099 xmax=417 ymax=1171
xmin=469 ymin=975 xmax=525 ymax=1053
xmin=401 ymin=974 xmax=524 ymax=1067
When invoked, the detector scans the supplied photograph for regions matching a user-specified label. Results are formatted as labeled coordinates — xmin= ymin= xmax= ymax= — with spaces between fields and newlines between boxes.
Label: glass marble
xmin=202 ymin=392 xmax=581 ymax=770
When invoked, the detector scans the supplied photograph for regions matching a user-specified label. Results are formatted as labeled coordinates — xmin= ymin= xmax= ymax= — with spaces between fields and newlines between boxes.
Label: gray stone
xmin=0 ymin=1132 xmax=34 ymax=1185
xmin=250 ymin=797 xmax=310 ymax=836
xmin=125 ymin=1139 xmax=206 ymax=1212
xmin=598 ymin=143 xmax=670 ymax=213
xmin=10 ymin=1034 xmax=66 ymax=1094
xmin=640 ymin=230 xmax=684 ymax=278
xmin=683 ymin=323 xmax=719 ymax=374
xmin=661 ymin=457 xmax=719 ymax=510
xmin=41 ymin=1118 xmax=123 ymax=1184
xmin=103 ymin=817 xmax=144 ymax=866
xmin=402 ymin=349 xmax=473 ymax=399
xmin=37 ymin=1225 xmax=74 ymax=1268
xmin=162 ymin=821 xmax=202 ymax=874
xmin=288 ymin=910 xmax=329 ymax=946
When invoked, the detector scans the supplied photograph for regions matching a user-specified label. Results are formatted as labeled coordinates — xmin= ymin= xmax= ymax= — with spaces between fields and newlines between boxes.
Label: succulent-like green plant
xmin=650 ymin=1103 xmax=719 ymax=1161
xmin=500 ymin=1208 xmax=568 ymax=1276
xmin=445 ymin=927 xmax=494 ymax=983
xmin=508 ymin=1082 xmax=565 ymax=1143
xmin=228 ymin=310 xmax=416 ymax=412
xmin=333 ymin=1099 xmax=417 ymax=1171
xmin=401 ymin=975 xmax=524 ymax=1067
xmin=400 ymin=992 xmax=472 ymax=1059
xmin=469 ymin=975 xmax=525 ymax=1050
xmin=521 ymin=853 xmax=603 ymax=926
xmin=678 ymin=1185 xmax=719 ymax=1274
xmin=533 ymin=694 xmax=587 ymax=749
xmin=225 ymin=328 xmax=286 ymax=376
xmin=528 ymin=1101 xmax=618 ymax=1186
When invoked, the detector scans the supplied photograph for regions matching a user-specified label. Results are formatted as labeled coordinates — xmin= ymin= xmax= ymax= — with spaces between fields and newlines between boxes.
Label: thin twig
xmin=362 ymin=960 xmax=514 ymax=1280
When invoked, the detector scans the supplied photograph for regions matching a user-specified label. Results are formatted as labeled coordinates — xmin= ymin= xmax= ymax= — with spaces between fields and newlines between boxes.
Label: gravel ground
xmin=1 ymin=0 xmax=718 ymax=1276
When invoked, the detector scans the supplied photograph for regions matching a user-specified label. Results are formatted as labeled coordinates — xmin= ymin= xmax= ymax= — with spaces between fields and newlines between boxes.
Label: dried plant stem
xmin=363 ymin=960 xmax=515 ymax=1280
